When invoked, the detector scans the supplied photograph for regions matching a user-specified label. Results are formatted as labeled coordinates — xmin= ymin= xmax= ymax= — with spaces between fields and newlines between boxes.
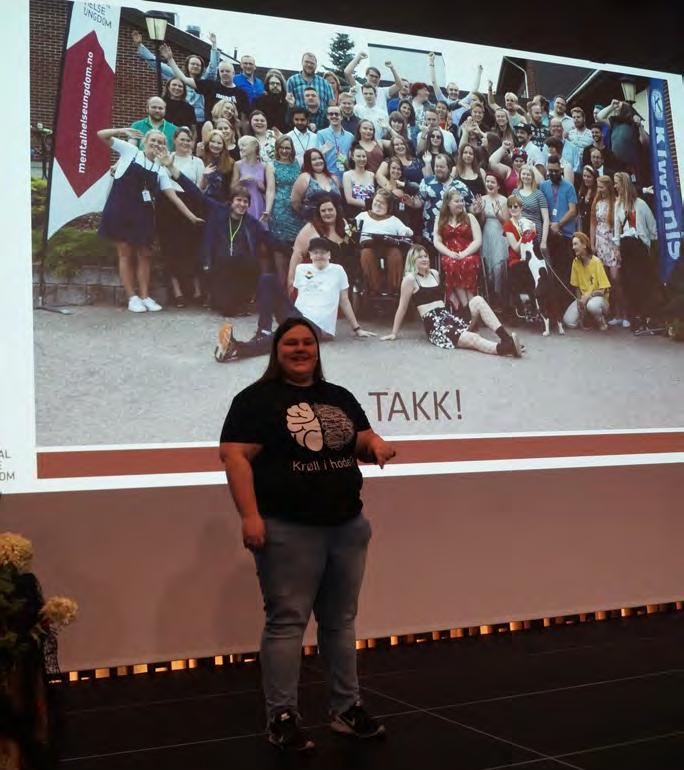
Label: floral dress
xmin=440 ymin=220 xmax=481 ymax=298
xmin=271 ymin=160 xmax=304 ymax=244
xmin=594 ymin=198 xmax=619 ymax=268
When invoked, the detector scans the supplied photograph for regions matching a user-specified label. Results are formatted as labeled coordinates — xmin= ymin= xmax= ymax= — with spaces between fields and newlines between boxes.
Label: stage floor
xmin=57 ymin=611 xmax=684 ymax=769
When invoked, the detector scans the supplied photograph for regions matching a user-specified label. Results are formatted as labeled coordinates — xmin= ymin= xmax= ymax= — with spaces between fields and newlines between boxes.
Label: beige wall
xmin=1 ymin=463 xmax=682 ymax=671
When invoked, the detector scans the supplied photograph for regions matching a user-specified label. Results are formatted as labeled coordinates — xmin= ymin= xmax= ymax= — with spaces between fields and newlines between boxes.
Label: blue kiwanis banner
xmin=648 ymin=79 xmax=682 ymax=281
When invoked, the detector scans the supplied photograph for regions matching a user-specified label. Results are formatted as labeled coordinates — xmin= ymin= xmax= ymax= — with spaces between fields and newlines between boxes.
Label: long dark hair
xmin=258 ymin=317 xmax=325 ymax=384
xmin=311 ymin=194 xmax=347 ymax=239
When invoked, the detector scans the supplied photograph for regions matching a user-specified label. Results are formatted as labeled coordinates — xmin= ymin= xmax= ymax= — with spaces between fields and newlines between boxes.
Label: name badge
xmin=141 ymin=189 xmax=152 ymax=203
xmin=552 ymin=208 xmax=558 ymax=218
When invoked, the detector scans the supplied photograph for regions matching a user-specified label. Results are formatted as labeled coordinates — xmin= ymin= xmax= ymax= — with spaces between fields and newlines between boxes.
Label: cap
xmin=516 ymin=122 xmax=534 ymax=134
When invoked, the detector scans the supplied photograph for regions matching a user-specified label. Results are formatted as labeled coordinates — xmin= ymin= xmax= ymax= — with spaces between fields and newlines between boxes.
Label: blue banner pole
xmin=648 ymin=79 xmax=683 ymax=281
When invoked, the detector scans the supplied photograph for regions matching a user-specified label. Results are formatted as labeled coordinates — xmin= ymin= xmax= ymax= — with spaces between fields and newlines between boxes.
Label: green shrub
xmin=32 ymin=227 xmax=118 ymax=279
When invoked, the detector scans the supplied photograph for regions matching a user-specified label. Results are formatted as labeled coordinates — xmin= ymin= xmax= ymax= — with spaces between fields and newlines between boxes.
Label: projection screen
xmin=1 ymin=0 xmax=683 ymax=498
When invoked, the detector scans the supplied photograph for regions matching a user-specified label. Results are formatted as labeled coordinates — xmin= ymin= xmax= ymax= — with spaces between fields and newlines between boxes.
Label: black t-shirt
xmin=164 ymin=99 xmax=196 ymax=131
xmin=196 ymin=80 xmax=249 ymax=117
xmin=220 ymin=379 xmax=371 ymax=525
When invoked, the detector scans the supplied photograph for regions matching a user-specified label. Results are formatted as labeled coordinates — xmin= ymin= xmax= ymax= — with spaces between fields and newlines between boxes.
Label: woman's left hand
xmin=355 ymin=328 xmax=376 ymax=338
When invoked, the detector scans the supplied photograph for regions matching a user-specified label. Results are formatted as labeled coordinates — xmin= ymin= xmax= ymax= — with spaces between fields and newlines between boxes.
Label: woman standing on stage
xmin=220 ymin=316 xmax=395 ymax=751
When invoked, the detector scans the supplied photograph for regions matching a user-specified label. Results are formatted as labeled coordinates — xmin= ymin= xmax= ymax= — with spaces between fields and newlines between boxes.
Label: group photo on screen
xmin=30 ymin=0 xmax=684 ymax=447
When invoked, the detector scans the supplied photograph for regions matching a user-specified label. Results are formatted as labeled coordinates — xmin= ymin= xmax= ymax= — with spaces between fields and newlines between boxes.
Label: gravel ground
xmin=33 ymin=304 xmax=684 ymax=446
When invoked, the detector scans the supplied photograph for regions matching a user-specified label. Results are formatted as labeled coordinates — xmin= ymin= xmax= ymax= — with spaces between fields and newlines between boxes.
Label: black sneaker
xmin=214 ymin=323 xmax=239 ymax=363
xmin=330 ymin=701 xmax=385 ymax=738
xmin=268 ymin=710 xmax=315 ymax=752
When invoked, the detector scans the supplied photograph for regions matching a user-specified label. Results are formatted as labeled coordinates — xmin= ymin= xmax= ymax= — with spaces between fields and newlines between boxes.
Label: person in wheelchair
xmin=355 ymin=189 xmax=414 ymax=295
xmin=287 ymin=194 xmax=357 ymax=291
xmin=502 ymin=195 xmax=560 ymax=334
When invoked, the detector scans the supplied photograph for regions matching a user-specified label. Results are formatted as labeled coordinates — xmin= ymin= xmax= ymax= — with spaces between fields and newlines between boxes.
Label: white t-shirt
xmin=111 ymin=137 xmax=172 ymax=190
xmin=286 ymin=129 xmax=319 ymax=166
xmin=168 ymin=153 xmax=205 ymax=191
xmin=375 ymin=86 xmax=392 ymax=114
xmin=294 ymin=262 xmax=349 ymax=336
xmin=353 ymin=103 xmax=388 ymax=141
xmin=355 ymin=212 xmax=413 ymax=239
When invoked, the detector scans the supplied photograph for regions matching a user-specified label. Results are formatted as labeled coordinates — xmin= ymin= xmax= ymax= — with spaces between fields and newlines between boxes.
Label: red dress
xmin=441 ymin=220 xmax=481 ymax=297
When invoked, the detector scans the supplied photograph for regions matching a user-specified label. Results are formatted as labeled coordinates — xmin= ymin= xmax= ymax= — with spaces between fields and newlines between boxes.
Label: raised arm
xmin=204 ymin=32 xmax=219 ymax=80
xmin=97 ymin=127 xmax=143 ymax=147
xmin=131 ymin=30 xmax=174 ymax=79
xmin=159 ymin=43 xmax=197 ymax=90
xmin=597 ymin=99 xmax=620 ymax=121
xmin=385 ymin=60 xmax=402 ymax=97
xmin=344 ymin=51 xmax=367 ymax=88
xmin=487 ymin=79 xmax=501 ymax=109
xmin=381 ymin=274 xmax=417 ymax=339
xmin=427 ymin=52 xmax=447 ymax=102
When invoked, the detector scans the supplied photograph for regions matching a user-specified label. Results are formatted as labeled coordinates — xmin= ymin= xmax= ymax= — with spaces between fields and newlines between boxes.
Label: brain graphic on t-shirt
xmin=286 ymin=402 xmax=323 ymax=451
xmin=313 ymin=404 xmax=355 ymax=451
xmin=285 ymin=402 xmax=355 ymax=452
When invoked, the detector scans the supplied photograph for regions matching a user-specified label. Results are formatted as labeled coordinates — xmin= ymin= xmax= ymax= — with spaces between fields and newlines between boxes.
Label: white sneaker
xmin=622 ymin=319 xmax=631 ymax=328
xmin=128 ymin=295 xmax=147 ymax=313
xmin=141 ymin=296 xmax=162 ymax=312
xmin=608 ymin=318 xmax=622 ymax=326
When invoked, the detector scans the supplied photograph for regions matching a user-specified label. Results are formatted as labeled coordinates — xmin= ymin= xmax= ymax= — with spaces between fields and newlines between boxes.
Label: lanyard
xmin=293 ymin=131 xmax=311 ymax=152
xmin=228 ymin=216 xmax=244 ymax=257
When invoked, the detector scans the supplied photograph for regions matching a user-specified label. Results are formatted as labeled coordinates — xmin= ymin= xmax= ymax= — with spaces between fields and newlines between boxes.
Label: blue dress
xmin=99 ymin=150 xmax=162 ymax=247
xmin=271 ymin=161 xmax=304 ymax=244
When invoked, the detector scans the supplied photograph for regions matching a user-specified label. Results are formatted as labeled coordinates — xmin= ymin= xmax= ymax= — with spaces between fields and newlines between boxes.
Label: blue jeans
xmin=253 ymin=514 xmax=372 ymax=722
xmin=234 ymin=273 xmax=325 ymax=357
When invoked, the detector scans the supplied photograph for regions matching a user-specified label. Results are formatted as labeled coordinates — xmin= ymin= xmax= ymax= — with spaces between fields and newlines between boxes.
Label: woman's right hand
xmin=119 ymin=127 xmax=144 ymax=140
xmin=202 ymin=163 xmax=217 ymax=176
xmin=380 ymin=333 xmax=397 ymax=341
xmin=242 ymin=513 xmax=266 ymax=551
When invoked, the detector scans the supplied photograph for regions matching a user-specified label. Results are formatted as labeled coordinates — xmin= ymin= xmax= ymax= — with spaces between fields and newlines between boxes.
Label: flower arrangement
xmin=0 ymin=532 xmax=33 ymax=574
xmin=1 ymin=531 xmax=77 ymax=766
xmin=0 ymin=530 xmax=78 ymax=659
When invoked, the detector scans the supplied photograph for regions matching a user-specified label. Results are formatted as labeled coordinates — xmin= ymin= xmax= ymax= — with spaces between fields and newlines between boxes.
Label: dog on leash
xmin=517 ymin=218 xmax=564 ymax=337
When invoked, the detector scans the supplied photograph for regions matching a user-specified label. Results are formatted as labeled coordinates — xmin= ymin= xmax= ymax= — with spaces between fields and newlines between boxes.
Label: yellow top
xmin=570 ymin=255 xmax=611 ymax=303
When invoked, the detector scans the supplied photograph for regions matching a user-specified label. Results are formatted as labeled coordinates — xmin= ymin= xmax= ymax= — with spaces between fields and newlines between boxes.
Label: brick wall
xmin=29 ymin=0 xmax=213 ymax=132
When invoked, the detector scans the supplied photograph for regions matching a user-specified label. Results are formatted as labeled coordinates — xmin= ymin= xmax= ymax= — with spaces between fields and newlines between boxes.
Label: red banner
xmin=47 ymin=3 xmax=121 ymax=238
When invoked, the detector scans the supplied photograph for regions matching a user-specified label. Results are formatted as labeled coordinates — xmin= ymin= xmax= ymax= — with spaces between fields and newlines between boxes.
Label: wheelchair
xmin=349 ymin=233 xmax=414 ymax=321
